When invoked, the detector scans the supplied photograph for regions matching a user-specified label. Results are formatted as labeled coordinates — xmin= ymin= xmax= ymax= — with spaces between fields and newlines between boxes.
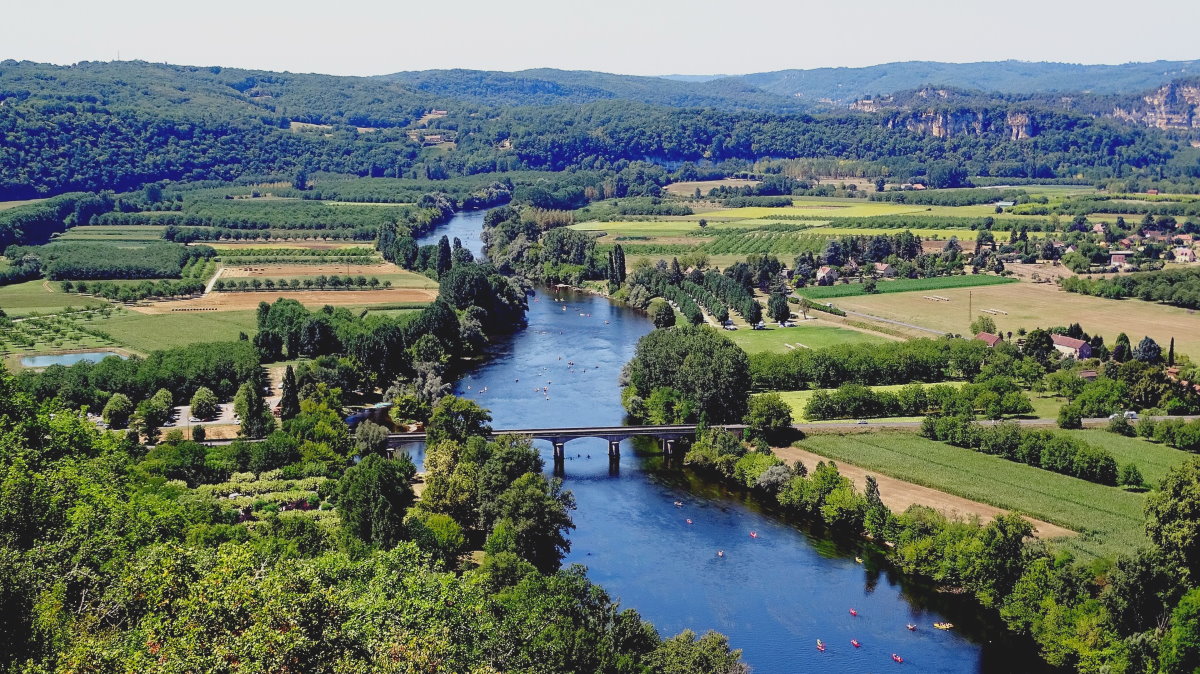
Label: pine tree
xmin=280 ymin=365 xmax=300 ymax=420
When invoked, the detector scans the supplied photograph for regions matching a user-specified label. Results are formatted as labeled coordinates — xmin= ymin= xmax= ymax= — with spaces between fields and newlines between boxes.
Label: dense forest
xmin=2 ymin=60 xmax=1196 ymax=201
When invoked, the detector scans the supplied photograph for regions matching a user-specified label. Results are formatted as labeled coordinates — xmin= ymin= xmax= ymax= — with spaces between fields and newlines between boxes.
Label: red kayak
xmin=851 ymin=639 xmax=861 ymax=648
xmin=892 ymin=653 xmax=904 ymax=663
xmin=849 ymin=608 xmax=858 ymax=617
xmin=816 ymin=640 xmax=826 ymax=652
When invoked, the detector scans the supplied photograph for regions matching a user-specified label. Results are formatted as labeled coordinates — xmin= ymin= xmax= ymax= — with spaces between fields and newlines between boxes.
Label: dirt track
xmin=774 ymin=445 xmax=1074 ymax=540
xmin=130 ymin=288 xmax=437 ymax=314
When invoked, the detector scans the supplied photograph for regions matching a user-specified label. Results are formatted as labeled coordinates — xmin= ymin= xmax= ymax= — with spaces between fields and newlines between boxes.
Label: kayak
xmin=851 ymin=639 xmax=861 ymax=648
xmin=933 ymin=622 xmax=954 ymax=630
xmin=816 ymin=640 xmax=826 ymax=652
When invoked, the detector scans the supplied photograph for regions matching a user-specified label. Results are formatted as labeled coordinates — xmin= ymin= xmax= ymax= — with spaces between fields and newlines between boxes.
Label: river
xmin=407 ymin=211 xmax=1048 ymax=673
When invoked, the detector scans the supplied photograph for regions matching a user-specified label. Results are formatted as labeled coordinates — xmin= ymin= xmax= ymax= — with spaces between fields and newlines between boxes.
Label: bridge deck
xmin=387 ymin=424 xmax=745 ymax=444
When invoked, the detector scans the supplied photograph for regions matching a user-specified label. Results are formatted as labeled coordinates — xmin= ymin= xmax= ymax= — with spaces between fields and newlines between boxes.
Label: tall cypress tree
xmin=280 ymin=365 xmax=300 ymax=420
xmin=436 ymin=235 xmax=452 ymax=277
xmin=1169 ymin=338 xmax=1176 ymax=367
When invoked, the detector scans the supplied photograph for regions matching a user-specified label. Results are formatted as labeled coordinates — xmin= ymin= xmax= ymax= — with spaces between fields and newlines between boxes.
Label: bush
xmin=1057 ymin=404 xmax=1083 ymax=430
xmin=1119 ymin=463 xmax=1145 ymax=489
xmin=1107 ymin=414 xmax=1135 ymax=437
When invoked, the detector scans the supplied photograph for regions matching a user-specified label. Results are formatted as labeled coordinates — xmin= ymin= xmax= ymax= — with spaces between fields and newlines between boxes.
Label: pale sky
xmin=3 ymin=0 xmax=1198 ymax=77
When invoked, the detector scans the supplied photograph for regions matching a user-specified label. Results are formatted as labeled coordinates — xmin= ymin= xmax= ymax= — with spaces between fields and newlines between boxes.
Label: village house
xmin=974 ymin=332 xmax=1003 ymax=348
xmin=815 ymin=266 xmax=839 ymax=285
xmin=843 ymin=259 xmax=860 ymax=274
xmin=873 ymin=262 xmax=896 ymax=277
xmin=1051 ymin=334 xmax=1093 ymax=359
xmin=1174 ymin=247 xmax=1197 ymax=263
xmin=1091 ymin=223 xmax=1106 ymax=235
xmin=1110 ymin=251 xmax=1134 ymax=267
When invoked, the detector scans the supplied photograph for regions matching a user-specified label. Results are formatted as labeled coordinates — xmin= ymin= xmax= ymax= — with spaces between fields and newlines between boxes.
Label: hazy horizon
xmin=4 ymin=0 xmax=1198 ymax=78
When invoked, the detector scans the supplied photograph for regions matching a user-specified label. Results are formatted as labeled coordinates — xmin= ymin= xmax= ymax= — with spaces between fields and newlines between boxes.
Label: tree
xmin=743 ymin=393 xmax=793 ymax=443
xmin=354 ymin=420 xmax=390 ymax=457
xmin=651 ymin=300 xmax=676 ymax=329
xmin=292 ymin=169 xmax=308 ymax=191
xmin=767 ymin=293 xmax=790 ymax=324
xmin=1112 ymin=333 xmax=1132 ymax=362
xmin=647 ymin=630 xmax=749 ymax=674
xmin=427 ymin=395 xmax=492 ymax=447
xmin=1169 ymin=337 xmax=1176 ymax=366
xmin=491 ymin=473 xmax=576 ymax=573
xmin=1147 ymin=460 xmax=1200 ymax=576
xmin=1161 ymin=589 xmax=1200 ymax=673
xmin=969 ymin=315 xmax=998 ymax=336
xmin=626 ymin=326 xmax=751 ymax=423
xmin=335 ymin=453 xmax=416 ymax=549
xmin=100 ymin=393 xmax=133 ymax=429
xmin=436 ymin=235 xmax=453 ymax=277
xmin=1133 ymin=336 xmax=1162 ymax=364
xmin=234 ymin=382 xmax=275 ymax=439
xmin=1022 ymin=328 xmax=1055 ymax=364
xmin=280 ymin=365 xmax=300 ymax=420
xmin=1119 ymin=463 xmax=1145 ymax=488
xmin=189 ymin=386 xmax=218 ymax=420
xmin=697 ymin=218 xmax=707 ymax=228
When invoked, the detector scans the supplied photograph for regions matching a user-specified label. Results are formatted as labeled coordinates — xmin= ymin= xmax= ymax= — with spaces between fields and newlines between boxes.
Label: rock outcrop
xmin=1110 ymin=81 xmax=1200 ymax=131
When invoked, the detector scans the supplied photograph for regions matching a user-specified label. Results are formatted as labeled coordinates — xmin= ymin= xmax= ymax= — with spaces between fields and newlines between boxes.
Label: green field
xmin=86 ymin=310 xmax=260 ymax=352
xmin=726 ymin=321 xmax=885 ymax=353
xmin=0 ymin=280 xmax=110 ymax=316
xmin=56 ymin=225 xmax=167 ymax=244
xmin=798 ymin=275 xmax=1018 ymax=299
xmin=796 ymin=431 xmax=1148 ymax=560
xmin=1071 ymin=429 xmax=1195 ymax=487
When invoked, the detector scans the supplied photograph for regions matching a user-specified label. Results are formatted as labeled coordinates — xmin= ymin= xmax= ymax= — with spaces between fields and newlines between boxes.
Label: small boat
xmin=686 ymin=519 xmax=693 ymax=525
xmin=674 ymin=501 xmax=683 ymax=507
xmin=892 ymin=653 xmax=904 ymax=663
xmin=816 ymin=640 xmax=826 ymax=652
xmin=749 ymin=531 xmax=758 ymax=539
xmin=906 ymin=624 xmax=917 ymax=631
xmin=933 ymin=622 xmax=954 ymax=630
xmin=855 ymin=557 xmax=863 ymax=564
xmin=717 ymin=550 xmax=724 ymax=557
xmin=851 ymin=639 xmax=861 ymax=648
xmin=849 ymin=609 xmax=858 ymax=617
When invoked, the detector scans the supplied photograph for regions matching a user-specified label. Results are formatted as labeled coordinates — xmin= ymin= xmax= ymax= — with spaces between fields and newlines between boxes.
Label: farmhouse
xmin=816 ymin=266 xmax=839 ymax=285
xmin=995 ymin=201 xmax=1015 ymax=207
xmin=1110 ymin=251 xmax=1133 ymax=266
xmin=1174 ymin=247 xmax=1197 ymax=263
xmin=1051 ymin=334 xmax=1093 ymax=359
xmin=975 ymin=332 xmax=1003 ymax=348
xmin=873 ymin=262 xmax=896 ymax=277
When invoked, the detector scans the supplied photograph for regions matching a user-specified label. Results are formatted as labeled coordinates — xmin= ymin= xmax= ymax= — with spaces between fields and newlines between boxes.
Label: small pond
xmin=20 ymin=351 xmax=126 ymax=368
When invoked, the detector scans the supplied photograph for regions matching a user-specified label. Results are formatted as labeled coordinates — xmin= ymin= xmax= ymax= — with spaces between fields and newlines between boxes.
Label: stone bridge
xmin=388 ymin=424 xmax=745 ymax=460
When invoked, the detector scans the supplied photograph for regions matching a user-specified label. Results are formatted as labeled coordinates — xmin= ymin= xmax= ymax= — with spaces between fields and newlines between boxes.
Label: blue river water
xmin=402 ymin=211 xmax=1048 ymax=673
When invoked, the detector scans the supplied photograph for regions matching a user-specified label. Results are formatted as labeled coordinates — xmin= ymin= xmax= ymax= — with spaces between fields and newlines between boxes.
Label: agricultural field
xmin=663 ymin=179 xmax=761 ymax=196
xmin=0 ymin=198 xmax=47 ymax=211
xmin=0 ymin=280 xmax=110 ymax=316
xmin=692 ymin=198 xmax=929 ymax=220
xmin=725 ymin=320 xmax=886 ymax=353
xmin=1071 ymin=429 xmax=1196 ymax=487
xmin=0 ymin=311 xmax=124 ymax=361
xmin=84 ymin=309 xmax=261 ymax=352
xmin=837 ymin=280 xmax=1200 ymax=359
xmin=794 ymin=431 xmax=1148 ymax=560
xmin=56 ymin=225 xmax=167 ymax=244
xmin=130 ymin=287 xmax=437 ymax=314
xmin=797 ymin=274 xmax=1018 ymax=299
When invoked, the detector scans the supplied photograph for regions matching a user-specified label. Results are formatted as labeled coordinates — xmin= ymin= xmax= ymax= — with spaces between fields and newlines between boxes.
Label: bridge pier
xmin=608 ymin=440 xmax=621 ymax=459
xmin=553 ymin=441 xmax=566 ymax=462
xmin=660 ymin=438 xmax=676 ymax=456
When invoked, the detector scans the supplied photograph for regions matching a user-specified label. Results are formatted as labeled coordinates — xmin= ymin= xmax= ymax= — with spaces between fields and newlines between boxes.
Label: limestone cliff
xmin=1110 ymin=81 xmax=1200 ymax=131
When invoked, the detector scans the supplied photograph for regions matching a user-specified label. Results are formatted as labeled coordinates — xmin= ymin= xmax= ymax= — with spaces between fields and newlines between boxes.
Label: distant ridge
xmin=738 ymin=59 xmax=1200 ymax=104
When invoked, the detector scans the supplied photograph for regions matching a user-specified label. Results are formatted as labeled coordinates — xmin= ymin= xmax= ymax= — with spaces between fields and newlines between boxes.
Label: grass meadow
xmin=726 ymin=321 xmax=885 ymax=353
xmin=795 ymin=431 xmax=1149 ymax=560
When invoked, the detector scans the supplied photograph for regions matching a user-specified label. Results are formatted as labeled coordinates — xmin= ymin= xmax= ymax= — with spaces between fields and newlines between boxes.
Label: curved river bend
xmin=409 ymin=211 xmax=1047 ymax=673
